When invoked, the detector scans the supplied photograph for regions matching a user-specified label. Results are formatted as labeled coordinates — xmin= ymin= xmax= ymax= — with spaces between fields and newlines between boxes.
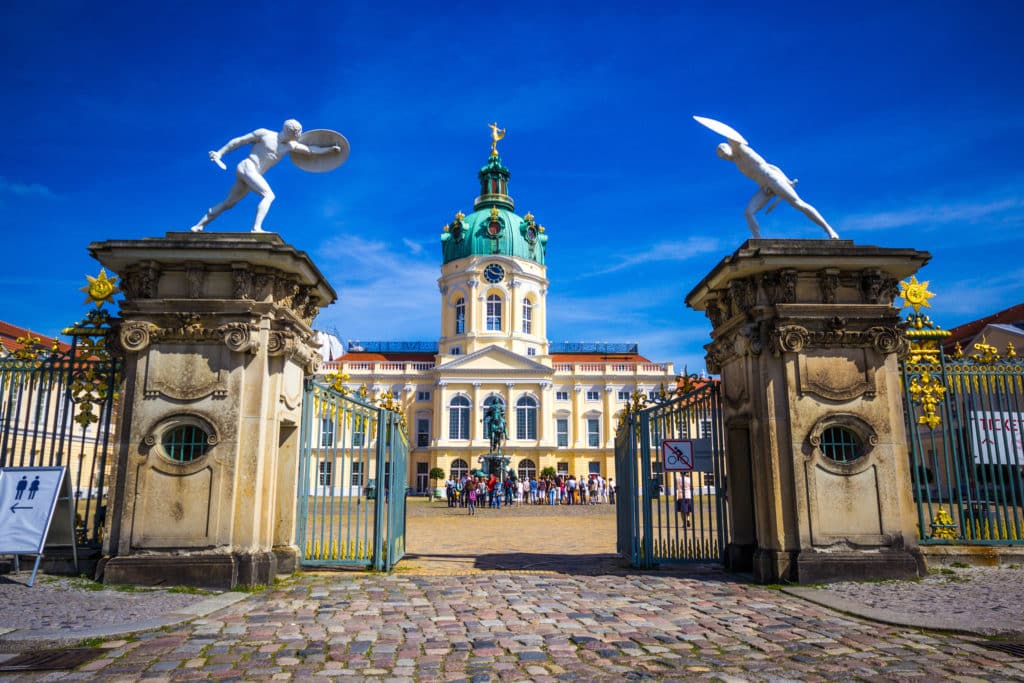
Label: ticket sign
xmin=970 ymin=411 xmax=1024 ymax=465
xmin=0 ymin=467 xmax=68 ymax=554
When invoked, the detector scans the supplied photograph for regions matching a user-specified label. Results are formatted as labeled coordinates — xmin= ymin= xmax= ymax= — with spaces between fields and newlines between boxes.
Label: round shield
xmin=693 ymin=116 xmax=748 ymax=145
xmin=291 ymin=129 xmax=350 ymax=173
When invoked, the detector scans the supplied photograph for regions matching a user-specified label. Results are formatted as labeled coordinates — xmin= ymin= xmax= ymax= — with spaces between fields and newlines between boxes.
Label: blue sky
xmin=2 ymin=1 xmax=1022 ymax=371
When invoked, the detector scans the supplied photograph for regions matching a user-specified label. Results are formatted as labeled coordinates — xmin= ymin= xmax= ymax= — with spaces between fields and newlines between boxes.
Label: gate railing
xmin=903 ymin=344 xmax=1024 ymax=545
xmin=900 ymin=278 xmax=1024 ymax=544
xmin=297 ymin=380 xmax=407 ymax=571
xmin=0 ymin=307 xmax=119 ymax=548
xmin=615 ymin=381 xmax=729 ymax=568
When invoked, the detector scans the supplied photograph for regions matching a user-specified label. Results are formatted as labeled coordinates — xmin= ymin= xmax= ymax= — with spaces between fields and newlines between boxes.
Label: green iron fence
xmin=903 ymin=344 xmax=1024 ymax=544
xmin=297 ymin=380 xmax=408 ymax=571
xmin=615 ymin=382 xmax=729 ymax=568
xmin=0 ymin=310 xmax=119 ymax=548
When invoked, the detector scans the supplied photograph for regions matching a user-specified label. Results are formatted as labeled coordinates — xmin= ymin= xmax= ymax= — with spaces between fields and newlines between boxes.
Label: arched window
xmin=450 ymin=458 xmax=469 ymax=480
xmin=517 ymin=458 xmax=536 ymax=482
xmin=486 ymin=294 xmax=502 ymax=331
xmin=522 ymin=299 xmax=533 ymax=334
xmin=516 ymin=395 xmax=537 ymax=440
xmin=449 ymin=395 xmax=470 ymax=440
xmin=483 ymin=395 xmax=505 ymax=410
xmin=455 ymin=297 xmax=465 ymax=334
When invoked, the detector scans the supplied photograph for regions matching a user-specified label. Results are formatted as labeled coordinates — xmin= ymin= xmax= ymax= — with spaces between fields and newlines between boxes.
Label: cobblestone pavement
xmin=0 ymin=576 xmax=209 ymax=633
xmin=789 ymin=565 xmax=1024 ymax=637
xmin=4 ymin=569 xmax=1024 ymax=681
xmin=2 ymin=502 xmax=1024 ymax=680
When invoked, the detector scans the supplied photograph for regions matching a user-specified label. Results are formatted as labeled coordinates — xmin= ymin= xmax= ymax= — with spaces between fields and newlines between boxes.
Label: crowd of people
xmin=444 ymin=474 xmax=615 ymax=514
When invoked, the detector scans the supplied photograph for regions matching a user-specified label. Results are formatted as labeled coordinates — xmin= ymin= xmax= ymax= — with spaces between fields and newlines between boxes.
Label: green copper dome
xmin=440 ymin=153 xmax=548 ymax=265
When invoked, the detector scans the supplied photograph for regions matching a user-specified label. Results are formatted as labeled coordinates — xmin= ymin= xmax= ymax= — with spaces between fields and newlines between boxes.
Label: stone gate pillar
xmin=686 ymin=239 xmax=930 ymax=583
xmin=91 ymin=233 xmax=335 ymax=588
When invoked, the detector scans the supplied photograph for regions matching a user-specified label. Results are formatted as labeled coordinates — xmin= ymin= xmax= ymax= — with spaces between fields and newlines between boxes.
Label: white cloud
xmin=402 ymin=238 xmax=423 ymax=254
xmin=582 ymin=237 xmax=722 ymax=277
xmin=0 ymin=177 xmax=56 ymax=199
xmin=843 ymin=198 xmax=1023 ymax=232
xmin=314 ymin=234 xmax=439 ymax=342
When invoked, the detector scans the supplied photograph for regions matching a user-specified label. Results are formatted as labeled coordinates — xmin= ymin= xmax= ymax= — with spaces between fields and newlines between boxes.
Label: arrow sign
xmin=661 ymin=439 xmax=694 ymax=471
xmin=10 ymin=504 xmax=33 ymax=513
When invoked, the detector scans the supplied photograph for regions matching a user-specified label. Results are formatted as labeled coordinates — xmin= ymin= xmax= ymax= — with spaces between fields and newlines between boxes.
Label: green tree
xmin=429 ymin=467 xmax=445 ymax=501
xmin=540 ymin=466 xmax=557 ymax=479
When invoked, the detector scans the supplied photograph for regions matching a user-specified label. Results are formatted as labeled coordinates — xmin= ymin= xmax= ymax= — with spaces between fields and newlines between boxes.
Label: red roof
xmin=942 ymin=302 xmax=1024 ymax=352
xmin=0 ymin=320 xmax=71 ymax=355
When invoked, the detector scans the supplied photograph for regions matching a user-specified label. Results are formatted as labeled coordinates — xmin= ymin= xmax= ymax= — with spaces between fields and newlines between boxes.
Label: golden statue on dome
xmin=488 ymin=122 xmax=506 ymax=156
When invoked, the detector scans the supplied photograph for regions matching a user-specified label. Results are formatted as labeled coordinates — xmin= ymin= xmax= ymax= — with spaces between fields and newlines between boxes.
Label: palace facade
xmin=318 ymin=139 xmax=676 ymax=493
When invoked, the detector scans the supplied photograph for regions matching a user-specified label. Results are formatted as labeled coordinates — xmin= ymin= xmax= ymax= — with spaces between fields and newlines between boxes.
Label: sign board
xmin=661 ymin=439 xmax=694 ymax=471
xmin=970 ymin=411 xmax=1024 ymax=465
xmin=691 ymin=438 xmax=714 ymax=473
xmin=0 ymin=467 xmax=71 ymax=554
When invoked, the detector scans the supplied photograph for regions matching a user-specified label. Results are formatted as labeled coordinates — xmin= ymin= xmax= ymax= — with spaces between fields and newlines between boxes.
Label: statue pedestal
xmin=91 ymin=233 xmax=335 ymax=589
xmin=687 ymin=239 xmax=930 ymax=583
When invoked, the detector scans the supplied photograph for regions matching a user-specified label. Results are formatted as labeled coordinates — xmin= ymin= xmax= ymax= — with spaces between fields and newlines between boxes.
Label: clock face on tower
xmin=483 ymin=263 xmax=505 ymax=283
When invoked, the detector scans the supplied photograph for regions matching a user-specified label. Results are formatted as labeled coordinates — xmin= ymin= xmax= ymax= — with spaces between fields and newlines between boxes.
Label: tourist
xmin=566 ymin=476 xmax=577 ymax=505
xmin=588 ymin=475 xmax=598 ymax=505
xmin=676 ymin=473 xmax=692 ymax=527
xmin=608 ymin=478 xmax=616 ymax=504
xmin=467 ymin=484 xmax=477 ymax=515
xmin=549 ymin=477 xmax=558 ymax=506
xmin=529 ymin=477 xmax=538 ymax=504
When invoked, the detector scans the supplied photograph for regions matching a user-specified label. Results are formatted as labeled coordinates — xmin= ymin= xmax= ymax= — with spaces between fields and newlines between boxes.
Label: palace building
xmin=319 ymin=134 xmax=676 ymax=493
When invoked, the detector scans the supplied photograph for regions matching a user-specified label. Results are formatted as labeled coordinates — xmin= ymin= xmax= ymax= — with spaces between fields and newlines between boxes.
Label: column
xmin=93 ymin=232 xmax=333 ymax=589
xmin=686 ymin=238 xmax=930 ymax=584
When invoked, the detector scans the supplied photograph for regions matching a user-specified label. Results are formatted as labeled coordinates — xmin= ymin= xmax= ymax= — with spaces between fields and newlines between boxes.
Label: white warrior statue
xmin=694 ymin=116 xmax=838 ymax=239
xmin=190 ymin=119 xmax=349 ymax=233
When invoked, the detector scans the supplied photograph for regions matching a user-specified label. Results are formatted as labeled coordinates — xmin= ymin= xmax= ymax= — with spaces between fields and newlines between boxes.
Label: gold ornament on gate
xmin=898 ymin=276 xmax=935 ymax=313
xmin=80 ymin=269 xmax=120 ymax=308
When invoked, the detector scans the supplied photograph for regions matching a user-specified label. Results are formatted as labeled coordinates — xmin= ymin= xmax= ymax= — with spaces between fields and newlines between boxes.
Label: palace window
xmin=350 ymin=461 xmax=363 ymax=486
xmin=518 ymin=458 xmax=537 ymax=482
xmin=449 ymin=395 xmax=470 ymax=440
xmin=416 ymin=418 xmax=430 ymax=448
xmin=587 ymin=418 xmax=600 ymax=447
xmin=527 ymin=347 xmax=536 ymax=356
xmin=318 ymin=460 xmax=333 ymax=487
xmin=320 ymin=417 xmax=335 ymax=448
xmin=557 ymin=462 xmax=569 ymax=477
xmin=455 ymin=297 xmax=465 ymax=334
xmin=556 ymin=418 xmax=569 ymax=447
xmin=417 ymin=390 xmax=431 ymax=402
xmin=589 ymin=461 xmax=601 ymax=475
xmin=586 ymin=390 xmax=600 ymax=401
xmin=486 ymin=294 xmax=502 ymax=331
xmin=450 ymin=346 xmax=462 ymax=355
xmin=516 ymin=396 xmax=538 ymax=440
xmin=617 ymin=390 xmax=630 ymax=401
xmin=700 ymin=419 xmax=712 ymax=439
xmin=450 ymin=458 xmax=469 ymax=480
xmin=556 ymin=391 xmax=569 ymax=401
xmin=522 ymin=299 xmax=533 ymax=334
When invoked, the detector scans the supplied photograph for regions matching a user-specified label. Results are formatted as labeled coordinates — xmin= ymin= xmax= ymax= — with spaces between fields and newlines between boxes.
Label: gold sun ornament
xmin=898 ymin=276 xmax=935 ymax=313
xmin=80 ymin=269 xmax=120 ymax=308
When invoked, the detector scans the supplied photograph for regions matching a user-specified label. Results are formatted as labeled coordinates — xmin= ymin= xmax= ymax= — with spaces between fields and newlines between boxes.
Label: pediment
xmin=436 ymin=345 xmax=552 ymax=374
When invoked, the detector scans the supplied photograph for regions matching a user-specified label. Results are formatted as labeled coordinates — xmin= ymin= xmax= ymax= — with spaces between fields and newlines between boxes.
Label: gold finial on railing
xmin=488 ymin=122 xmax=506 ymax=157
xmin=327 ymin=370 xmax=350 ymax=395
xmin=898 ymin=276 xmax=935 ymax=313
xmin=80 ymin=268 xmax=119 ymax=308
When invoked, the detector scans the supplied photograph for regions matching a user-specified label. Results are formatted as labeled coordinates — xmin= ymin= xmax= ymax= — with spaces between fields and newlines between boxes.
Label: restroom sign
xmin=0 ymin=467 xmax=69 ymax=554
xmin=661 ymin=440 xmax=694 ymax=471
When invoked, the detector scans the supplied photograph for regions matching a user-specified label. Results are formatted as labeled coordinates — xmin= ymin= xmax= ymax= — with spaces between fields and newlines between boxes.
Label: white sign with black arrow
xmin=0 ymin=466 xmax=77 ymax=585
